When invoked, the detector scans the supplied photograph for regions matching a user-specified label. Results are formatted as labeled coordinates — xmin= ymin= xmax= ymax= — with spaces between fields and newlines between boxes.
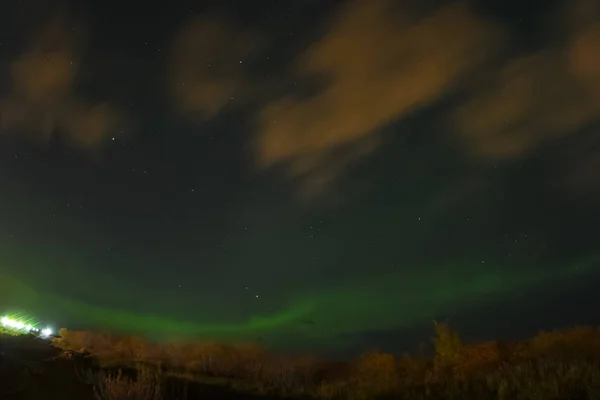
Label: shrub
xmin=93 ymin=366 xmax=162 ymax=400
xmin=458 ymin=341 xmax=502 ymax=374
xmin=51 ymin=323 xmax=600 ymax=400
xmin=529 ymin=326 xmax=600 ymax=359
xmin=432 ymin=321 xmax=462 ymax=372
xmin=355 ymin=351 xmax=397 ymax=390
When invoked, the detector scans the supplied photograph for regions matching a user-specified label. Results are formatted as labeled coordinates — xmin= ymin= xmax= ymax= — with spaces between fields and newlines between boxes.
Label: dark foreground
xmin=1 ymin=335 xmax=278 ymax=400
xmin=4 ymin=324 xmax=600 ymax=400
xmin=0 ymin=335 xmax=90 ymax=399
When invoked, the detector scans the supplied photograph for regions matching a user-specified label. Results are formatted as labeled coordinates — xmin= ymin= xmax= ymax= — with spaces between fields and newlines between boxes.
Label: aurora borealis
xmin=1 ymin=0 xmax=600 ymax=358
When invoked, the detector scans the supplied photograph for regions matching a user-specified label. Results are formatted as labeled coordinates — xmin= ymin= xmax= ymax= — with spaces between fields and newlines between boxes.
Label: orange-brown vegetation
xmin=48 ymin=323 xmax=600 ymax=399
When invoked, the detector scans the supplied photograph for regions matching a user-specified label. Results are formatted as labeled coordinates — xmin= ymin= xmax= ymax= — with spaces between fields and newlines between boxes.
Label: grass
xmin=37 ymin=322 xmax=600 ymax=400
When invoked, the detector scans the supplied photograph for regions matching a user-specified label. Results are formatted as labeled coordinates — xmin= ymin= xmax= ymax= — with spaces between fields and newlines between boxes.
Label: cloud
xmin=453 ymin=0 xmax=600 ymax=160
xmin=254 ymin=1 xmax=503 ymax=197
xmin=168 ymin=15 xmax=260 ymax=119
xmin=0 ymin=19 xmax=121 ymax=150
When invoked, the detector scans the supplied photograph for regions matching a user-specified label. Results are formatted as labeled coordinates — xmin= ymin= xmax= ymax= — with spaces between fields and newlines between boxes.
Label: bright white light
xmin=2 ymin=315 xmax=54 ymax=337
xmin=1 ymin=316 xmax=25 ymax=330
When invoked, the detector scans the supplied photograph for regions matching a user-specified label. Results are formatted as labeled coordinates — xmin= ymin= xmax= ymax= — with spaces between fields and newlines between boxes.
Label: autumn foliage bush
xmin=53 ymin=324 xmax=600 ymax=400
xmin=93 ymin=367 xmax=162 ymax=400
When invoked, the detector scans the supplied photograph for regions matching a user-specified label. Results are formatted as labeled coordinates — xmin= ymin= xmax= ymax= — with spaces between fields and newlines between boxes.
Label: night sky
xmin=1 ymin=0 xmax=600 ymax=358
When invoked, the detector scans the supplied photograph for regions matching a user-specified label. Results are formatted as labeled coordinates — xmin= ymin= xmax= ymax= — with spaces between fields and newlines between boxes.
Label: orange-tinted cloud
xmin=453 ymin=1 xmax=600 ymax=160
xmin=168 ymin=15 xmax=260 ymax=119
xmin=254 ymin=1 xmax=504 ymax=196
xmin=0 ymin=19 xmax=120 ymax=150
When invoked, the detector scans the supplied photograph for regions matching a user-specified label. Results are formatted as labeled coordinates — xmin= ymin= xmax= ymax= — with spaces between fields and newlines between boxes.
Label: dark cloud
xmin=254 ymin=1 xmax=504 ymax=197
xmin=167 ymin=14 xmax=262 ymax=120
xmin=452 ymin=0 xmax=600 ymax=159
xmin=248 ymin=0 xmax=600 ymax=200
xmin=0 ymin=18 xmax=121 ymax=150
xmin=8 ymin=1 xmax=599 ymax=198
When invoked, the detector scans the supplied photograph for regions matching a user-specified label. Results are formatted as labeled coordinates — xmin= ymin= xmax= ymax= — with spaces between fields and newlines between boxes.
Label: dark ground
xmin=0 ymin=334 xmax=92 ymax=399
xmin=0 ymin=334 xmax=276 ymax=400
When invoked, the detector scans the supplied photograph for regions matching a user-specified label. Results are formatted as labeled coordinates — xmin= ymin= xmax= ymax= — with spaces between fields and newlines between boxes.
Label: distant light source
xmin=1 ymin=315 xmax=51 ymax=337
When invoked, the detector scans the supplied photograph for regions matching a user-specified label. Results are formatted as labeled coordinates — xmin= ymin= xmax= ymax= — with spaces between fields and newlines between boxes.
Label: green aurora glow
xmin=1 ymin=252 xmax=596 ymax=350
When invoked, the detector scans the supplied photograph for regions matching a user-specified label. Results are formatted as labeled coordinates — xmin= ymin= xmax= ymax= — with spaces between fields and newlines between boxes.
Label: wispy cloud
xmin=0 ymin=18 xmax=121 ymax=150
xmin=452 ymin=0 xmax=600 ymax=159
xmin=254 ymin=1 xmax=504 ymax=197
xmin=168 ymin=14 xmax=261 ymax=120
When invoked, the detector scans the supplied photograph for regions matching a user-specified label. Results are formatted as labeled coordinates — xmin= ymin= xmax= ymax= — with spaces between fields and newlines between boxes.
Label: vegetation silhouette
xmin=25 ymin=322 xmax=600 ymax=399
